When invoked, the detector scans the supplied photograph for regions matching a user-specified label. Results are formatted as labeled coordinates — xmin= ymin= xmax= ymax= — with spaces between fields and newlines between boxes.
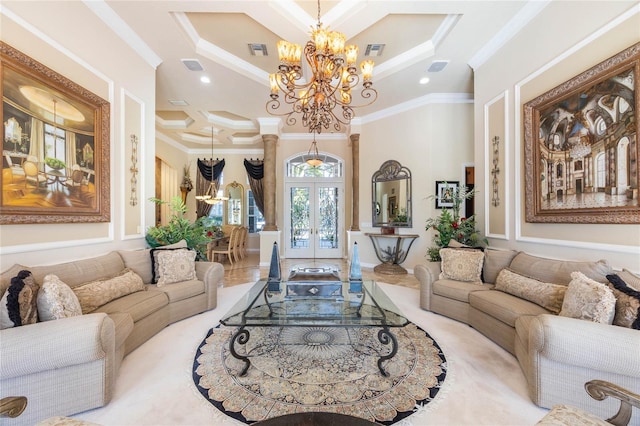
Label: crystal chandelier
xmin=266 ymin=0 xmax=377 ymax=133
xmin=570 ymin=137 xmax=591 ymax=159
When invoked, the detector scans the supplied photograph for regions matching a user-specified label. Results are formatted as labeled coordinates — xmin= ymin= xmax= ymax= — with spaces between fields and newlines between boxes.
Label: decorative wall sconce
xmin=491 ymin=136 xmax=500 ymax=207
xmin=130 ymin=134 xmax=138 ymax=206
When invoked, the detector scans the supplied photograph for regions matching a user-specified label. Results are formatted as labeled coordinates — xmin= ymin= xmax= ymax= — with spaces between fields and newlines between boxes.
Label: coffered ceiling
xmin=97 ymin=1 xmax=548 ymax=152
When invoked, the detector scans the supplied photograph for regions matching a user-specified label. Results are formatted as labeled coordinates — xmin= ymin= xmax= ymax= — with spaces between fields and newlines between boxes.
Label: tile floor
xmin=219 ymin=252 xmax=420 ymax=289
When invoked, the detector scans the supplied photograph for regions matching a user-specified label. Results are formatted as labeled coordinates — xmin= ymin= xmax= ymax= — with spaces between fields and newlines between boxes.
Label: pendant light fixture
xmin=305 ymin=131 xmax=323 ymax=167
xmin=195 ymin=127 xmax=216 ymax=202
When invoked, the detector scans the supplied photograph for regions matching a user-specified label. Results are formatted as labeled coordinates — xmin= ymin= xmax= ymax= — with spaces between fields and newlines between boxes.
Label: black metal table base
xmin=228 ymin=325 xmax=399 ymax=377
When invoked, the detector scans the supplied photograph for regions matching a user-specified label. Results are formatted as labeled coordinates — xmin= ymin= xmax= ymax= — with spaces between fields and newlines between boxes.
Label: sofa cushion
xmin=26 ymin=252 xmax=126 ymax=289
xmin=0 ymin=270 xmax=39 ymax=329
xmin=606 ymin=273 xmax=640 ymax=329
xmin=153 ymin=249 xmax=197 ymax=286
xmin=433 ymin=279 xmax=492 ymax=303
xmin=482 ymin=248 xmax=520 ymax=284
xmin=508 ymin=252 xmax=612 ymax=284
xmin=151 ymin=279 xmax=205 ymax=303
xmin=37 ymin=274 xmax=82 ymax=321
xmin=73 ymin=268 xmax=146 ymax=314
xmin=469 ymin=290 xmax=550 ymax=328
xmin=559 ymin=271 xmax=616 ymax=324
xmin=95 ymin=289 xmax=168 ymax=322
xmin=118 ymin=249 xmax=154 ymax=284
xmin=495 ymin=269 xmax=567 ymax=314
xmin=439 ymin=248 xmax=484 ymax=284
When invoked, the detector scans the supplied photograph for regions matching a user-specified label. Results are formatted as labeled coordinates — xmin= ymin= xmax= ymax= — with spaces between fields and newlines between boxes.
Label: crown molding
xmin=468 ymin=0 xmax=551 ymax=70
xmin=83 ymin=0 xmax=162 ymax=69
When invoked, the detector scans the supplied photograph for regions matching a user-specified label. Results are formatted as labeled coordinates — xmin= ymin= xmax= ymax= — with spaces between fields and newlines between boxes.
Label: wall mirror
xmin=225 ymin=181 xmax=244 ymax=225
xmin=372 ymin=160 xmax=412 ymax=227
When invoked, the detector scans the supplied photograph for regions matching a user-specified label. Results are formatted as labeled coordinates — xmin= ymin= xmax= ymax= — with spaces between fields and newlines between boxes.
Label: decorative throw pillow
xmin=559 ymin=271 xmax=616 ymax=324
xmin=606 ymin=273 xmax=640 ymax=330
xmin=120 ymin=240 xmax=188 ymax=284
xmin=495 ymin=269 xmax=567 ymax=313
xmin=37 ymin=274 xmax=83 ymax=321
xmin=73 ymin=268 xmax=145 ymax=314
xmin=154 ymin=249 xmax=197 ymax=286
xmin=439 ymin=248 xmax=485 ymax=284
xmin=0 ymin=270 xmax=39 ymax=329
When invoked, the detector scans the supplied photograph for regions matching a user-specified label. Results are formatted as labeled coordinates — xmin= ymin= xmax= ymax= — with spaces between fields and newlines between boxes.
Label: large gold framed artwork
xmin=524 ymin=42 xmax=639 ymax=224
xmin=0 ymin=42 xmax=110 ymax=224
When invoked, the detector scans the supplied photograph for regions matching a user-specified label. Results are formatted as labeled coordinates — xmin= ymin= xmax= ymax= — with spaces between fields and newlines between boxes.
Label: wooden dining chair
xmin=210 ymin=226 xmax=240 ymax=264
xmin=233 ymin=227 xmax=247 ymax=263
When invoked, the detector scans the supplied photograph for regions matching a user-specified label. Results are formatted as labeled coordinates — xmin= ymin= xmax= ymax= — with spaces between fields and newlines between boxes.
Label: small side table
xmin=365 ymin=233 xmax=419 ymax=275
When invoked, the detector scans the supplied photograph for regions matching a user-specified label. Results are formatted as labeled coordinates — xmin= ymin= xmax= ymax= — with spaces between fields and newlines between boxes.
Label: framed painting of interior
xmin=0 ymin=42 xmax=110 ymax=224
xmin=524 ymin=42 xmax=640 ymax=224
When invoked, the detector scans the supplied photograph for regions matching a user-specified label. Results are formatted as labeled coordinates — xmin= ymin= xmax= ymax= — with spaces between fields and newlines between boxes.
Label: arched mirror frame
xmin=225 ymin=181 xmax=244 ymax=225
xmin=372 ymin=160 xmax=412 ymax=228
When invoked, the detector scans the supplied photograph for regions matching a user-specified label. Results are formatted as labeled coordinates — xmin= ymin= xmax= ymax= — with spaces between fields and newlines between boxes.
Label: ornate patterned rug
xmin=192 ymin=323 xmax=447 ymax=424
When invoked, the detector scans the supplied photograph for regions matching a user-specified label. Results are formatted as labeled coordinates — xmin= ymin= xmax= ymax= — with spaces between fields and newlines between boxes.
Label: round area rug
xmin=192 ymin=323 xmax=447 ymax=424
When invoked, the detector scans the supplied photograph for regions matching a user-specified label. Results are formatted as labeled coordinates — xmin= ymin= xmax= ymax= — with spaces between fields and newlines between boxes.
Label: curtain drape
xmin=65 ymin=130 xmax=76 ymax=169
xmin=29 ymin=118 xmax=45 ymax=161
xmin=196 ymin=158 xmax=225 ymax=218
xmin=244 ymin=159 xmax=265 ymax=215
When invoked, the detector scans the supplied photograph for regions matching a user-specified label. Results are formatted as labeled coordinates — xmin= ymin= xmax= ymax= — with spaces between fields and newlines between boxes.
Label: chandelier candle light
xmin=266 ymin=0 xmax=377 ymax=134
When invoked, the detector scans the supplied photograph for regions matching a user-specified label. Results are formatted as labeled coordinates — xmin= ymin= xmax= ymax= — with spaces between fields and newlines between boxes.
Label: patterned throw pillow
xmin=37 ymin=274 xmax=83 ymax=321
xmin=0 ymin=270 xmax=39 ymax=329
xmin=73 ymin=268 xmax=145 ymax=314
xmin=154 ymin=249 xmax=197 ymax=286
xmin=559 ymin=271 xmax=616 ymax=324
xmin=439 ymin=248 xmax=485 ymax=284
xmin=495 ymin=269 xmax=567 ymax=313
xmin=606 ymin=273 xmax=640 ymax=330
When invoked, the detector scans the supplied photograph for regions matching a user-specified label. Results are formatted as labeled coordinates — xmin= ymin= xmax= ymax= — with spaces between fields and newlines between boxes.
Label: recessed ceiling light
xmin=200 ymin=76 xmax=211 ymax=84
xmin=420 ymin=77 xmax=430 ymax=85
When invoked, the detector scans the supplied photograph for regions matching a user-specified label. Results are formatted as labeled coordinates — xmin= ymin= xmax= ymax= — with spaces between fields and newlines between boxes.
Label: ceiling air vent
xmin=364 ymin=44 xmax=385 ymax=57
xmin=168 ymin=100 xmax=189 ymax=106
xmin=428 ymin=60 xmax=449 ymax=73
xmin=181 ymin=59 xmax=204 ymax=71
xmin=248 ymin=43 xmax=268 ymax=56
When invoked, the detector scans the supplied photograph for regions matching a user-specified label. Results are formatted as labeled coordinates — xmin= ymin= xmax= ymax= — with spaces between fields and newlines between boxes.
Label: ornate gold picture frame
xmin=0 ymin=42 xmax=110 ymax=224
xmin=524 ymin=43 xmax=639 ymax=224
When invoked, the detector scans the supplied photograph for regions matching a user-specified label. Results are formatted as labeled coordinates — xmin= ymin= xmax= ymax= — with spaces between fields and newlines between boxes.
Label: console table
xmin=365 ymin=233 xmax=419 ymax=275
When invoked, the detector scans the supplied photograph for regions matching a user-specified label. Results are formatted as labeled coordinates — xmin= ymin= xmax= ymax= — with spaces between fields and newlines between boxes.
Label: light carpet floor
xmin=71 ymin=283 xmax=550 ymax=425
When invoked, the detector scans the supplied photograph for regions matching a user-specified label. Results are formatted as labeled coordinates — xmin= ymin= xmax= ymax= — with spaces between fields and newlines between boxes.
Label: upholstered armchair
xmin=537 ymin=380 xmax=640 ymax=425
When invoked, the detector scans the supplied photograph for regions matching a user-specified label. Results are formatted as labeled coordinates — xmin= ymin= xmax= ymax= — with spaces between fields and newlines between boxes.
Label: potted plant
xmin=145 ymin=196 xmax=216 ymax=260
xmin=425 ymin=184 xmax=487 ymax=261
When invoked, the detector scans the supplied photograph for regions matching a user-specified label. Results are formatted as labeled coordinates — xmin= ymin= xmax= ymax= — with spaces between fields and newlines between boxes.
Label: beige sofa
xmin=0 ymin=247 xmax=224 ymax=425
xmin=415 ymin=249 xmax=640 ymax=423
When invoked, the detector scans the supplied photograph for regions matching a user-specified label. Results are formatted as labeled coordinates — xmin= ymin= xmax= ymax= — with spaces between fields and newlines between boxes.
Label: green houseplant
xmin=145 ymin=196 xmax=218 ymax=260
xmin=425 ymin=184 xmax=487 ymax=261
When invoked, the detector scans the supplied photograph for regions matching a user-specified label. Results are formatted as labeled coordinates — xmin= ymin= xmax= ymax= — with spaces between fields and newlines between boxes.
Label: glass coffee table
xmin=220 ymin=278 xmax=408 ymax=377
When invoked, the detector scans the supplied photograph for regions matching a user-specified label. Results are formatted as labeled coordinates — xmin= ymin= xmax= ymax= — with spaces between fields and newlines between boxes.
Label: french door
xmin=284 ymin=182 xmax=343 ymax=259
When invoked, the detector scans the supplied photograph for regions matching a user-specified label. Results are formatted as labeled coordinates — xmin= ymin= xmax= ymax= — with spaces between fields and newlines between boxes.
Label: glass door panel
xmin=285 ymin=183 xmax=342 ymax=259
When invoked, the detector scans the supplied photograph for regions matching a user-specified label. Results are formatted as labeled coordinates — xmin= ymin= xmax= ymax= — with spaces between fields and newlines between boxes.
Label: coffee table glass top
xmin=220 ymin=280 xmax=408 ymax=327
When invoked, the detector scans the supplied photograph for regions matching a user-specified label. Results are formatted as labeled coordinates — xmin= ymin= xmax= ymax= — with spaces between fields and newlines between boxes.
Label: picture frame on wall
xmin=435 ymin=181 xmax=459 ymax=209
xmin=523 ymin=42 xmax=639 ymax=224
xmin=0 ymin=42 xmax=110 ymax=224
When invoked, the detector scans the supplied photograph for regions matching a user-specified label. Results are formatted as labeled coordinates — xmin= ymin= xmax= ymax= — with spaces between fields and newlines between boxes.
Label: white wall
xmin=474 ymin=1 xmax=640 ymax=272
xmin=0 ymin=2 xmax=156 ymax=271
xmin=354 ymin=101 xmax=474 ymax=271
